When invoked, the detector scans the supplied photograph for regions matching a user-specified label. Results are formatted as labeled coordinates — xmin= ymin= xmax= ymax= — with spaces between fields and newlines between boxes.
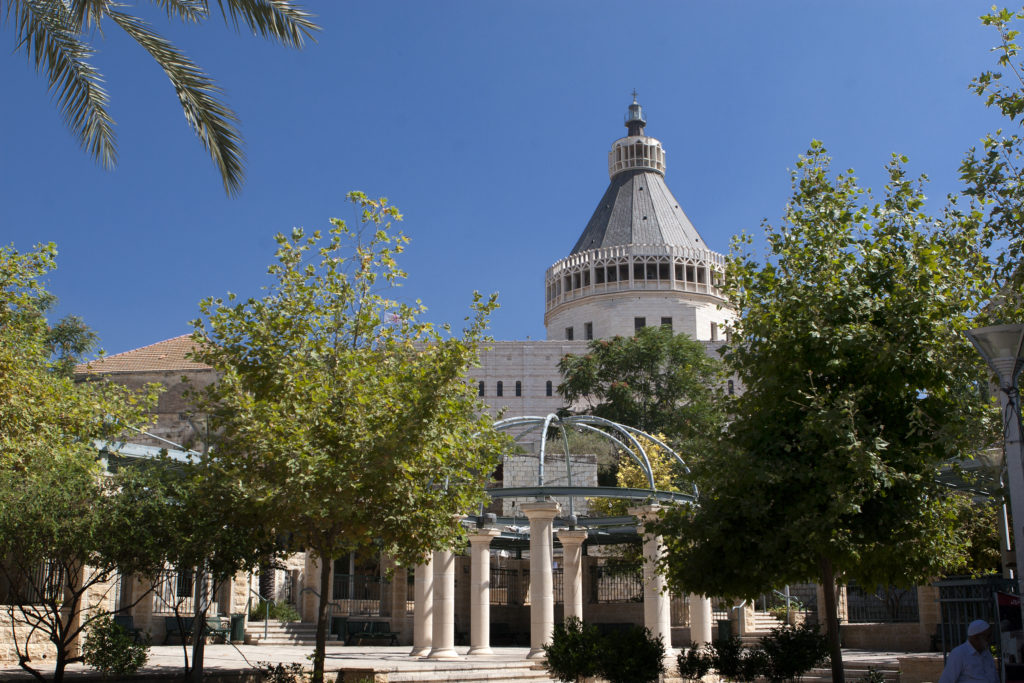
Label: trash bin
xmin=230 ymin=614 xmax=245 ymax=643
xmin=717 ymin=618 xmax=731 ymax=641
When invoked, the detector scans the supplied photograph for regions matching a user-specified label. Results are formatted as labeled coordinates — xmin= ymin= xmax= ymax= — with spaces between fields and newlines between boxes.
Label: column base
xmin=526 ymin=647 xmax=547 ymax=660
xmin=426 ymin=647 xmax=460 ymax=659
xmin=409 ymin=646 xmax=431 ymax=657
xmin=467 ymin=645 xmax=494 ymax=656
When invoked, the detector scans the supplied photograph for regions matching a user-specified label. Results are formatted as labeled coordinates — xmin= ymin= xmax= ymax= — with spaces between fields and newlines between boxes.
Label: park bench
xmin=204 ymin=617 xmax=231 ymax=643
xmin=112 ymin=615 xmax=144 ymax=644
xmin=343 ymin=619 xmax=399 ymax=645
xmin=163 ymin=616 xmax=193 ymax=644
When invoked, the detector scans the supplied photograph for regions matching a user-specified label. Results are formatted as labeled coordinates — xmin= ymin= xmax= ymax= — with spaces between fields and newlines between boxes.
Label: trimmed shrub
xmin=542 ymin=617 xmax=602 ymax=683
xmin=710 ymin=635 xmax=745 ymax=680
xmin=82 ymin=614 xmax=149 ymax=677
xmin=597 ymin=625 xmax=665 ymax=683
xmin=248 ymin=599 xmax=301 ymax=622
xmin=677 ymin=643 xmax=713 ymax=681
xmin=760 ymin=623 xmax=829 ymax=681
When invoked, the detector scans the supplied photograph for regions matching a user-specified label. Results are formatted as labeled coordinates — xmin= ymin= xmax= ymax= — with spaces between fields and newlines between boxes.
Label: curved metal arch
xmin=492 ymin=414 xmax=695 ymax=506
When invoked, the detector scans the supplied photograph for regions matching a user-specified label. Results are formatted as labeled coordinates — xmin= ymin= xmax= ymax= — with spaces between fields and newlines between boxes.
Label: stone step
xmin=803 ymin=667 xmax=901 ymax=682
xmin=387 ymin=662 xmax=558 ymax=682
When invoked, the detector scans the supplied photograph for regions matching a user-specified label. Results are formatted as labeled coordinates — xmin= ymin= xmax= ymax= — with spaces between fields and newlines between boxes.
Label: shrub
xmin=738 ymin=647 xmax=770 ymax=682
xmin=256 ymin=661 xmax=305 ymax=683
xmin=248 ymin=599 xmax=301 ymax=622
xmin=710 ymin=635 xmax=745 ymax=680
xmin=82 ymin=614 xmax=149 ymax=677
xmin=677 ymin=643 xmax=713 ymax=681
xmin=596 ymin=625 xmax=665 ymax=683
xmin=542 ymin=617 xmax=601 ymax=683
xmin=760 ymin=623 xmax=829 ymax=681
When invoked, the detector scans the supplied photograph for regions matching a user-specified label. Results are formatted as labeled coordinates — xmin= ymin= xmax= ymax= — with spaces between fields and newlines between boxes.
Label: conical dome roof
xmin=570 ymin=96 xmax=707 ymax=255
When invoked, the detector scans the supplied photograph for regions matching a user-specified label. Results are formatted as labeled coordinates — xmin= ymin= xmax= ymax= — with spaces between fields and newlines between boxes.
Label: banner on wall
xmin=997 ymin=591 xmax=1024 ymax=683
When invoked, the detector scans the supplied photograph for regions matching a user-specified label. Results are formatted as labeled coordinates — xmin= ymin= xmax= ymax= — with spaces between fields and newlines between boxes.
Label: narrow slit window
xmin=546 ymin=381 xmax=553 ymax=397
xmin=478 ymin=381 xmax=485 ymax=397
xmin=584 ymin=322 xmax=593 ymax=340
xmin=515 ymin=381 xmax=522 ymax=397
xmin=497 ymin=381 xmax=503 ymax=397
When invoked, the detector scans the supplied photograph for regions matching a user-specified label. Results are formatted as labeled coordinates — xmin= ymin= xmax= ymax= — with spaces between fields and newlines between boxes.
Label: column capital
xmin=627 ymin=503 xmax=663 ymax=523
xmin=520 ymin=499 xmax=561 ymax=520
xmin=467 ymin=528 xmax=501 ymax=544
xmin=556 ymin=529 xmax=588 ymax=546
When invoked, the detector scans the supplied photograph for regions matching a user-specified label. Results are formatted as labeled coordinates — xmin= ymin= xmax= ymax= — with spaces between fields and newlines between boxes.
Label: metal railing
xmin=589 ymin=564 xmax=642 ymax=604
xmin=846 ymin=580 xmax=919 ymax=623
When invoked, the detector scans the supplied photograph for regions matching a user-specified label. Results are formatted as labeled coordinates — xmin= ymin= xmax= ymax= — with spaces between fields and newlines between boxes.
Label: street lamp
xmin=967 ymin=324 xmax=1024 ymax=585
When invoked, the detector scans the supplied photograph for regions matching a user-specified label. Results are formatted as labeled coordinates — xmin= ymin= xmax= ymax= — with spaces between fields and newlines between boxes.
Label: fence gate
xmin=936 ymin=576 xmax=1018 ymax=657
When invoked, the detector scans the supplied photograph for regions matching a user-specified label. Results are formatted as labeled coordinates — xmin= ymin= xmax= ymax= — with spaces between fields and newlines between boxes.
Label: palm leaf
xmin=108 ymin=7 xmax=245 ymax=196
xmin=213 ymin=0 xmax=318 ymax=48
xmin=8 ymin=0 xmax=116 ymax=169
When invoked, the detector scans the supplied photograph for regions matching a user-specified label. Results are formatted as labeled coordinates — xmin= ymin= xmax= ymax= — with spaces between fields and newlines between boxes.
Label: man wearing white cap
xmin=938 ymin=619 xmax=999 ymax=683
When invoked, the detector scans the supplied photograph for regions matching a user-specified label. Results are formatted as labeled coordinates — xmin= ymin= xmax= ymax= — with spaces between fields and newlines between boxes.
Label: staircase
xmin=246 ymin=620 xmax=323 ymax=645
xmin=385 ymin=662 xmax=558 ymax=682
xmin=802 ymin=665 xmax=901 ymax=681
xmin=738 ymin=611 xmax=785 ymax=646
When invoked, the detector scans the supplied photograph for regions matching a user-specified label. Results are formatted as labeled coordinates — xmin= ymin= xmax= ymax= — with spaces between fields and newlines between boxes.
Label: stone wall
xmin=0 ymin=607 xmax=57 ymax=665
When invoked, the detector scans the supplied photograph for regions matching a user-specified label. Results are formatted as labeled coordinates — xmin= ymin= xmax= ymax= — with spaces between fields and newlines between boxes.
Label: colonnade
xmin=411 ymin=501 xmax=712 ymax=659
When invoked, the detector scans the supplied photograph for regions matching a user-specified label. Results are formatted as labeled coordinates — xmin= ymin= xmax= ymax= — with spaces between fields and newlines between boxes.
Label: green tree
xmin=190 ymin=193 xmax=508 ymax=683
xmin=0 ymin=243 xmax=160 ymax=683
xmin=960 ymin=6 xmax=1024 ymax=319
xmin=4 ymin=1 xmax=318 ymax=196
xmin=557 ymin=325 xmax=726 ymax=456
xmin=652 ymin=144 xmax=996 ymax=683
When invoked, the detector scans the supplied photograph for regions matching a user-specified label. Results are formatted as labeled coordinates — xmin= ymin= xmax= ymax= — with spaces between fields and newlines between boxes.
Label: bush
xmin=760 ymin=623 xmax=829 ymax=681
xmin=542 ymin=617 xmax=601 ymax=683
xmin=710 ymin=636 xmax=745 ymax=680
xmin=248 ymin=599 xmax=301 ymax=622
xmin=738 ymin=647 xmax=770 ymax=682
xmin=677 ymin=643 xmax=713 ymax=681
xmin=82 ymin=614 xmax=149 ymax=677
xmin=597 ymin=625 xmax=665 ymax=683
xmin=256 ymin=661 xmax=305 ymax=683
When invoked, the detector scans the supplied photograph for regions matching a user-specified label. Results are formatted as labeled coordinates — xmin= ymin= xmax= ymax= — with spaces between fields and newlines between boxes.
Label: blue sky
xmin=0 ymin=1 xmax=1012 ymax=355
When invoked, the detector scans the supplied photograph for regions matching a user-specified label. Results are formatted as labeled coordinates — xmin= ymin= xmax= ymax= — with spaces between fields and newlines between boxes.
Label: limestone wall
xmin=0 ymin=607 xmax=57 ymax=665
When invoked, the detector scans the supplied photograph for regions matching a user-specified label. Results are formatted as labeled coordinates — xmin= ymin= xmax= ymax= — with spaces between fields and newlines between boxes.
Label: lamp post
xmin=966 ymin=324 xmax=1024 ymax=587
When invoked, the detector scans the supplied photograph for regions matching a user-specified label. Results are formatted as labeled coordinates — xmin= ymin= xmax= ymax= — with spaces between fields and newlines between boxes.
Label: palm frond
xmin=149 ymin=0 xmax=209 ymax=24
xmin=213 ymin=0 xmax=318 ymax=48
xmin=11 ymin=0 xmax=116 ymax=169
xmin=108 ymin=7 xmax=245 ymax=196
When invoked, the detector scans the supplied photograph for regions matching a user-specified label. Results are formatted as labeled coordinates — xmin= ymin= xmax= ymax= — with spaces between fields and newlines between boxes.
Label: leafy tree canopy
xmin=557 ymin=325 xmax=727 ymax=456
xmin=0 ymin=243 xmax=159 ymax=682
xmin=190 ymin=193 xmax=509 ymax=682
xmin=4 ymin=1 xmax=318 ymax=196
xmin=960 ymin=6 xmax=1024 ymax=319
xmin=652 ymin=144 xmax=997 ymax=682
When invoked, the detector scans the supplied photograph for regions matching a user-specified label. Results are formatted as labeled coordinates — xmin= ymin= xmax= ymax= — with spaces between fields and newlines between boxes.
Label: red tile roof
xmin=75 ymin=335 xmax=211 ymax=374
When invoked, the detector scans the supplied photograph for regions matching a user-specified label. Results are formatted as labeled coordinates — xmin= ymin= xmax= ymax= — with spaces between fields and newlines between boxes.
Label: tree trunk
xmin=818 ymin=555 xmax=844 ymax=683
xmin=189 ymin=565 xmax=208 ymax=683
xmin=312 ymin=557 xmax=331 ymax=683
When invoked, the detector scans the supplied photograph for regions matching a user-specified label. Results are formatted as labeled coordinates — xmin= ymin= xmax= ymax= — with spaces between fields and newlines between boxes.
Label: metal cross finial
xmin=631 ymin=89 xmax=638 ymax=103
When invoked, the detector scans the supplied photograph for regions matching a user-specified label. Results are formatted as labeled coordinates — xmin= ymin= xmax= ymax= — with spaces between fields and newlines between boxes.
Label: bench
xmin=204 ymin=617 xmax=231 ymax=643
xmin=163 ymin=616 xmax=194 ymax=644
xmin=343 ymin=619 xmax=399 ymax=645
xmin=112 ymin=615 xmax=144 ymax=644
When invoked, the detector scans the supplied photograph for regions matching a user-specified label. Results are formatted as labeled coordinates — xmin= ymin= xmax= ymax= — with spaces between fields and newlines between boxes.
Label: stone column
xmin=522 ymin=499 xmax=561 ymax=659
xmin=410 ymin=557 xmax=434 ymax=656
xmin=467 ymin=528 xmax=500 ymax=655
xmin=688 ymin=595 xmax=713 ymax=644
xmin=427 ymin=549 xmax=458 ymax=659
xmin=556 ymin=530 xmax=588 ymax=622
xmin=629 ymin=505 xmax=672 ymax=652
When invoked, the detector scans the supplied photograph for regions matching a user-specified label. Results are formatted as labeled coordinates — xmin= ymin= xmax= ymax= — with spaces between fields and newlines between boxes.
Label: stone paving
xmin=0 ymin=644 xmax=933 ymax=681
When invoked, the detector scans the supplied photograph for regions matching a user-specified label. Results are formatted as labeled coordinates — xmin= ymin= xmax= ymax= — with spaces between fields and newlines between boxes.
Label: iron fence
xmin=153 ymin=567 xmax=216 ymax=615
xmin=331 ymin=573 xmax=382 ymax=616
xmin=491 ymin=567 xmax=526 ymax=606
xmin=589 ymin=564 xmax=642 ymax=604
xmin=936 ymin=576 xmax=1018 ymax=656
xmin=846 ymin=580 xmax=919 ymax=623
xmin=0 ymin=560 xmax=64 ymax=605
